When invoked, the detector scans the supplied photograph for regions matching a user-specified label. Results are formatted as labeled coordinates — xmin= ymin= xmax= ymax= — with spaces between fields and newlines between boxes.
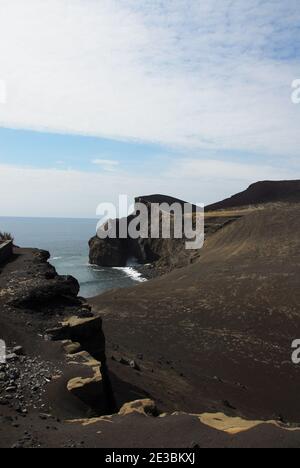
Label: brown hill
xmin=206 ymin=180 xmax=300 ymax=211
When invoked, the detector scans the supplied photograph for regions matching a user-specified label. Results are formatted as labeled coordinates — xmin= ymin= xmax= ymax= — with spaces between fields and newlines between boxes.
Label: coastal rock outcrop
xmin=89 ymin=236 xmax=128 ymax=267
xmin=89 ymin=195 xmax=202 ymax=272
xmin=7 ymin=249 xmax=80 ymax=309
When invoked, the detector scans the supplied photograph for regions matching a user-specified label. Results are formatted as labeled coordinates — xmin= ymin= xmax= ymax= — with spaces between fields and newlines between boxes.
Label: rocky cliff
xmin=89 ymin=181 xmax=300 ymax=273
xmin=89 ymin=194 xmax=242 ymax=274
xmin=89 ymin=196 xmax=198 ymax=272
xmin=0 ymin=246 xmax=117 ymax=447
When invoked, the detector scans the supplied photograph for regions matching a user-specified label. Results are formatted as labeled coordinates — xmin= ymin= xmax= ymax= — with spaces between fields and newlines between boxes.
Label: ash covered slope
xmin=90 ymin=201 xmax=300 ymax=422
xmin=206 ymin=180 xmax=300 ymax=211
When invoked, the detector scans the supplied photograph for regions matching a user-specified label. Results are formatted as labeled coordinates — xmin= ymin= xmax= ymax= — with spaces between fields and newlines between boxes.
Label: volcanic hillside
xmin=206 ymin=180 xmax=300 ymax=211
xmin=90 ymin=192 xmax=300 ymax=422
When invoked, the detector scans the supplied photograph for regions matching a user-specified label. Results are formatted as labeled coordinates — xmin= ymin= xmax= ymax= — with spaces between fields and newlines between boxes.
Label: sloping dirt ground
xmin=90 ymin=204 xmax=300 ymax=424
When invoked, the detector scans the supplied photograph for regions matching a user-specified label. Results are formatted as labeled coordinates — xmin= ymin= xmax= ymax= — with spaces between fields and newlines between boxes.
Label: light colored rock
xmin=67 ymin=350 xmax=100 ymax=368
xmin=67 ymin=415 xmax=113 ymax=426
xmin=12 ymin=346 xmax=24 ymax=356
xmin=62 ymin=340 xmax=82 ymax=355
xmin=118 ymin=399 xmax=157 ymax=417
xmin=197 ymin=412 xmax=288 ymax=435
xmin=67 ymin=367 xmax=102 ymax=392
xmin=6 ymin=354 xmax=18 ymax=362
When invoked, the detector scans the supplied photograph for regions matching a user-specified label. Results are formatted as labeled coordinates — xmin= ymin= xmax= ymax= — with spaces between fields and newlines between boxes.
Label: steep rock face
xmin=0 ymin=240 xmax=13 ymax=265
xmin=48 ymin=316 xmax=116 ymax=414
xmin=88 ymin=196 xmax=201 ymax=271
xmin=89 ymin=224 xmax=192 ymax=270
xmin=89 ymin=236 xmax=128 ymax=267
xmin=48 ymin=316 xmax=106 ymax=363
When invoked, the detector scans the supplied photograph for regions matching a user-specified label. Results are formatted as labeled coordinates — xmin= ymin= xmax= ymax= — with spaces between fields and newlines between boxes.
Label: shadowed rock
xmin=89 ymin=196 xmax=203 ymax=272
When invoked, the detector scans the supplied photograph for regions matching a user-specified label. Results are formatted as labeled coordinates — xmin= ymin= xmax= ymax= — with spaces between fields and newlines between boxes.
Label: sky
xmin=0 ymin=0 xmax=300 ymax=218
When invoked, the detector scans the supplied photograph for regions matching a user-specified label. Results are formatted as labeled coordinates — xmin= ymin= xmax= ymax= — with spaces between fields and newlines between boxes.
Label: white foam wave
xmin=113 ymin=267 xmax=147 ymax=283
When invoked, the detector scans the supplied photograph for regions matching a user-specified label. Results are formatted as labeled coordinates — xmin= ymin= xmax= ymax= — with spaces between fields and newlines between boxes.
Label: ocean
xmin=0 ymin=217 xmax=146 ymax=298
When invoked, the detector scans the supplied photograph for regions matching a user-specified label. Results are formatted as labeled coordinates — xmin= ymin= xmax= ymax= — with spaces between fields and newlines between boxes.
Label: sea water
xmin=0 ymin=217 xmax=146 ymax=298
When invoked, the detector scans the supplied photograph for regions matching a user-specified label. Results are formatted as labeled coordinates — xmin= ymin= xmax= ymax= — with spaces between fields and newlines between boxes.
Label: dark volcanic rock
xmin=5 ymin=248 xmax=80 ymax=310
xmin=88 ymin=195 xmax=201 ymax=272
xmin=89 ymin=235 xmax=128 ymax=267
xmin=135 ymin=194 xmax=201 ymax=212
xmin=10 ymin=275 xmax=80 ymax=309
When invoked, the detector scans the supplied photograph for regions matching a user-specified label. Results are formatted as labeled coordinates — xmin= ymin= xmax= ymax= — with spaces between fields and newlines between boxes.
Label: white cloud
xmin=0 ymin=79 xmax=6 ymax=104
xmin=0 ymin=0 xmax=299 ymax=157
xmin=92 ymin=159 xmax=119 ymax=172
xmin=0 ymin=163 xmax=138 ymax=218
xmin=0 ymin=160 xmax=297 ymax=218
xmin=167 ymin=158 xmax=295 ymax=182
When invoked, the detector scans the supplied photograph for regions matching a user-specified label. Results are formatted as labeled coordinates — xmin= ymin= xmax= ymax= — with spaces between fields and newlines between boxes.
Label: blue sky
xmin=0 ymin=127 xmax=173 ymax=173
xmin=0 ymin=0 xmax=299 ymax=217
